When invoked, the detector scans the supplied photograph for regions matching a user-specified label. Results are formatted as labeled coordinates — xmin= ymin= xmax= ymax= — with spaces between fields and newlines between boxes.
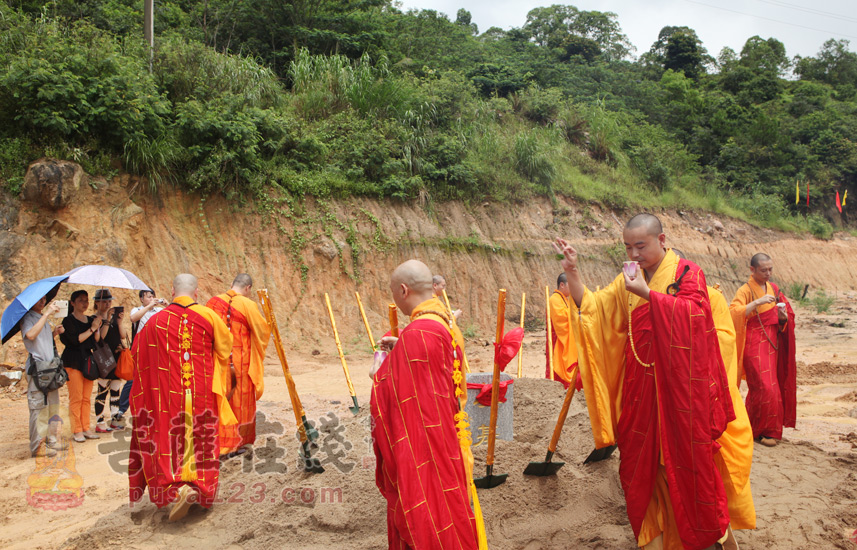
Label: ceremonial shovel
xmin=324 ymin=293 xmax=360 ymax=415
xmin=473 ymin=289 xmax=509 ymax=490
xmin=524 ymin=365 xmax=579 ymax=476
xmin=257 ymin=289 xmax=323 ymax=473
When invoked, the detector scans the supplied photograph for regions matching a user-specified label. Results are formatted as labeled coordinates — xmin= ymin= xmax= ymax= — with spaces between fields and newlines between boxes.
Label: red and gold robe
xmin=546 ymin=290 xmax=580 ymax=389
xmin=371 ymin=298 xmax=478 ymax=550
xmin=569 ymin=249 xmax=734 ymax=550
xmin=729 ymin=279 xmax=796 ymax=440
xmin=708 ymin=287 xmax=756 ymax=530
xmin=129 ymin=296 xmax=235 ymax=508
xmin=206 ymin=291 xmax=271 ymax=455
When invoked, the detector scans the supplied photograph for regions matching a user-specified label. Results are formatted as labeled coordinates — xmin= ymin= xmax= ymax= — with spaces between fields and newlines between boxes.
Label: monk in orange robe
xmin=546 ymin=273 xmax=580 ymax=389
xmin=555 ymin=214 xmax=734 ymax=550
xmin=729 ymin=253 xmax=796 ymax=448
xmin=206 ymin=273 xmax=271 ymax=457
xmin=371 ymin=260 xmax=481 ymax=550
xmin=129 ymin=274 xmax=236 ymax=521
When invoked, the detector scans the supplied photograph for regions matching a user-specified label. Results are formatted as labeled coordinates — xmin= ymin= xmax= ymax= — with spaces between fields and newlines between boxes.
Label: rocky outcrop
xmin=21 ymin=159 xmax=83 ymax=210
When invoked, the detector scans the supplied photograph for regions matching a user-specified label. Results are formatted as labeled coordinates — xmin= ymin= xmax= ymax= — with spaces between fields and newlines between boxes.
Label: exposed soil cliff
xmin=2 ymin=161 xmax=856 ymax=366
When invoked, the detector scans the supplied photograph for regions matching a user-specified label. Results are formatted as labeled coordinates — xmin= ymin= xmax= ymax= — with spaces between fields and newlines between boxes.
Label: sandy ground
xmin=1 ymin=296 xmax=856 ymax=550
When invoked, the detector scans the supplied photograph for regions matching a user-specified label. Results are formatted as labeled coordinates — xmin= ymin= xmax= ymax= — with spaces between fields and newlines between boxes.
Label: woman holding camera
xmin=60 ymin=290 xmax=101 ymax=442
xmin=91 ymin=289 xmax=127 ymax=433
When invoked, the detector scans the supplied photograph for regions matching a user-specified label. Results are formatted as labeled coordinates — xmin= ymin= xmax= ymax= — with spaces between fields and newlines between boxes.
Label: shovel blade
xmin=523 ymin=460 xmax=566 ymax=477
xmin=349 ymin=395 xmax=360 ymax=415
xmin=472 ymin=472 xmax=508 ymax=489
xmin=584 ymin=444 xmax=617 ymax=465
xmin=299 ymin=441 xmax=325 ymax=474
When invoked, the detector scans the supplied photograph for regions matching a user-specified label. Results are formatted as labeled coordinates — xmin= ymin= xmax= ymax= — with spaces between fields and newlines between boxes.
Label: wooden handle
xmin=387 ymin=303 xmax=399 ymax=338
xmin=355 ymin=291 xmax=376 ymax=352
xmin=548 ymin=365 xmax=579 ymax=453
xmin=545 ymin=286 xmax=554 ymax=381
xmin=326 ymin=293 xmax=356 ymax=397
xmin=258 ymin=289 xmax=307 ymax=442
xmin=486 ymin=289 xmax=507 ymax=467
xmin=517 ymin=292 xmax=526 ymax=378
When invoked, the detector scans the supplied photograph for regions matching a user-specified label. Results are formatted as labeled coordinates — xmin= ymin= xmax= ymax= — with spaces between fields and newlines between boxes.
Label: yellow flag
xmin=844 ymin=190 xmax=848 ymax=207
xmin=795 ymin=180 xmax=799 ymax=205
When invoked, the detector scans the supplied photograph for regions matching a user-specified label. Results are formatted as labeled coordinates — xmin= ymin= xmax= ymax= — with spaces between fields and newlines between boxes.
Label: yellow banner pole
xmin=324 ymin=293 xmax=359 ymax=414
xmin=441 ymin=289 xmax=471 ymax=373
xmin=546 ymin=285 xmax=554 ymax=381
xmin=355 ymin=291 xmax=376 ymax=352
xmin=517 ymin=292 xmax=526 ymax=378
xmin=257 ymin=289 xmax=322 ymax=472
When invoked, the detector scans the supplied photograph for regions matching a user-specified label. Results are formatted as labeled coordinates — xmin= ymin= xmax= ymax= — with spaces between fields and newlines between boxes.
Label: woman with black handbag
xmin=21 ymin=297 xmax=67 ymax=457
xmin=61 ymin=290 xmax=101 ymax=443
xmin=91 ymin=289 xmax=127 ymax=433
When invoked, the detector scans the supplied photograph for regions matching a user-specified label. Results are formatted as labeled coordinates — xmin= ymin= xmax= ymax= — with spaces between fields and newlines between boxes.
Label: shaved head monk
xmin=546 ymin=273 xmax=580 ymax=389
xmin=129 ymin=274 xmax=236 ymax=521
xmin=554 ymin=213 xmax=735 ymax=550
xmin=206 ymin=273 xmax=271 ymax=458
xmin=729 ymin=254 xmax=796 ymax=448
xmin=432 ymin=273 xmax=463 ymax=320
xmin=371 ymin=260 xmax=484 ymax=549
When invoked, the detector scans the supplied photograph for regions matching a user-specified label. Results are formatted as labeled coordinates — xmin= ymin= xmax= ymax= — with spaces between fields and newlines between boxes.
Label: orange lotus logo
xmin=27 ymin=414 xmax=85 ymax=511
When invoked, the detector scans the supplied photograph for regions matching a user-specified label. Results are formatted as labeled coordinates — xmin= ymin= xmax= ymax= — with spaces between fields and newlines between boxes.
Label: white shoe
xmin=83 ymin=431 xmax=101 ymax=440
xmin=73 ymin=433 xmax=86 ymax=443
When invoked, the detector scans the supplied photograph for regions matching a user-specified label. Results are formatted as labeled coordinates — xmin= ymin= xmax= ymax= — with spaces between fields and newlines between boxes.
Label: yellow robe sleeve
xmin=236 ymin=295 xmax=272 ymax=400
xmin=192 ymin=303 xmax=237 ymax=427
xmin=568 ymin=274 xmax=629 ymax=448
xmin=709 ymin=288 xmax=753 ymax=493
xmin=549 ymin=292 xmax=578 ymax=383
xmin=710 ymin=287 xmax=756 ymax=529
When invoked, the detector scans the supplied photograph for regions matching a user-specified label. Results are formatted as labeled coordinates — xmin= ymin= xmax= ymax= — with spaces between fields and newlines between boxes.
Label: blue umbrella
xmin=1 ymin=275 xmax=69 ymax=344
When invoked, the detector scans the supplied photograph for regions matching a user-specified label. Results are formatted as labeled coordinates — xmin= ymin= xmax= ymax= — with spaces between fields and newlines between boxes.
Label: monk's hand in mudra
xmin=552 ymin=238 xmax=579 ymax=271
xmin=623 ymin=264 xmax=651 ymax=300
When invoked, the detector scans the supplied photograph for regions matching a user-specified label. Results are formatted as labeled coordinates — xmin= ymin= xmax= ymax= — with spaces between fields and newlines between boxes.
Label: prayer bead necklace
xmin=627 ymin=300 xmax=654 ymax=368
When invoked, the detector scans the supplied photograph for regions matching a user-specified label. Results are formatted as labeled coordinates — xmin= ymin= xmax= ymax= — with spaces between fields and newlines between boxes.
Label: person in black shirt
xmin=60 ymin=290 xmax=101 ymax=442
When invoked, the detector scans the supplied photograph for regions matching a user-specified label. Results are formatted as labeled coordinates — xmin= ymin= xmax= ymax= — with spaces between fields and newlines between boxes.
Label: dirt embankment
xmin=3 ymin=165 xmax=856 ymax=367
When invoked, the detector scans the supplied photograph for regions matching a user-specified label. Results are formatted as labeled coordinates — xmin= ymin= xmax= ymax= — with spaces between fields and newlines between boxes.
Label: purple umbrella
xmin=63 ymin=265 xmax=151 ymax=291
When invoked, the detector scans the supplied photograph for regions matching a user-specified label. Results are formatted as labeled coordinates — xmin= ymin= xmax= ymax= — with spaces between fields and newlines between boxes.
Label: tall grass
xmin=289 ymin=49 xmax=407 ymax=119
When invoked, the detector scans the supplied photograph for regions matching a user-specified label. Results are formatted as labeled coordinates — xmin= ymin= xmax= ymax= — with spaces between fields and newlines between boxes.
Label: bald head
xmin=625 ymin=213 xmax=663 ymax=236
xmin=231 ymin=273 xmax=253 ymax=296
xmin=172 ymin=273 xmax=198 ymax=298
xmin=432 ymin=274 xmax=447 ymax=296
xmin=750 ymin=253 xmax=771 ymax=267
xmin=391 ymin=260 xmax=435 ymax=316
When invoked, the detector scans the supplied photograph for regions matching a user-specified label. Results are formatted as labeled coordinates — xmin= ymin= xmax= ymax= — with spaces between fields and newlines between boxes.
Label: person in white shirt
xmin=113 ymin=289 xmax=166 ymax=428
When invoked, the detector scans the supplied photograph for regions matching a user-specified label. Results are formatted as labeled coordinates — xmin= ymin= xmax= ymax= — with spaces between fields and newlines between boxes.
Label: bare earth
xmin=1 ymin=296 xmax=856 ymax=550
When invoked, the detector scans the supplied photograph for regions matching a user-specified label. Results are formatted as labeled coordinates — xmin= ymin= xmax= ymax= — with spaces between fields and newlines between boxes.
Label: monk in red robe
xmin=555 ymin=214 xmax=734 ymax=550
xmin=546 ymin=272 xmax=580 ymax=389
xmin=729 ymin=253 xmax=796 ymax=447
xmin=371 ymin=260 xmax=480 ymax=550
xmin=206 ymin=273 xmax=271 ymax=457
xmin=129 ymin=274 xmax=236 ymax=521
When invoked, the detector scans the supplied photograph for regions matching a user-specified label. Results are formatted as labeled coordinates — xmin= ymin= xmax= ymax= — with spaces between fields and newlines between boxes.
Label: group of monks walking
xmin=124 ymin=212 xmax=796 ymax=550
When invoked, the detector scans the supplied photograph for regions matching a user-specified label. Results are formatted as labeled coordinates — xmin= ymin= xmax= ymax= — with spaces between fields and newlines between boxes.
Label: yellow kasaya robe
xmin=547 ymin=290 xmax=579 ymax=387
xmin=708 ymin=286 xmax=756 ymax=530
xmin=206 ymin=290 xmax=272 ymax=455
xmin=568 ymin=249 xmax=732 ymax=550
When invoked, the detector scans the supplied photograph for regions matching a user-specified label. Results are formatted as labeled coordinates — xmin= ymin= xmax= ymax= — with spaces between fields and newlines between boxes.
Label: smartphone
xmin=53 ymin=300 xmax=69 ymax=318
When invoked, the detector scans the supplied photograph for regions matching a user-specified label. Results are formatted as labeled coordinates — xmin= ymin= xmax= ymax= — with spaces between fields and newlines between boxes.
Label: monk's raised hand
xmin=552 ymin=238 xmax=578 ymax=271
xmin=378 ymin=336 xmax=398 ymax=352
xmin=623 ymin=268 xmax=651 ymax=301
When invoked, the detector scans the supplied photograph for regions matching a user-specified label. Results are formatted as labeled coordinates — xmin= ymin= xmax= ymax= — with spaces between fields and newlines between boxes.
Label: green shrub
xmin=514 ymin=130 xmax=555 ymax=191
xmin=0 ymin=137 xmax=30 ymax=194
xmin=811 ymin=289 xmax=834 ymax=313
xmin=784 ymin=281 xmax=808 ymax=304
xmin=807 ymin=214 xmax=834 ymax=239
